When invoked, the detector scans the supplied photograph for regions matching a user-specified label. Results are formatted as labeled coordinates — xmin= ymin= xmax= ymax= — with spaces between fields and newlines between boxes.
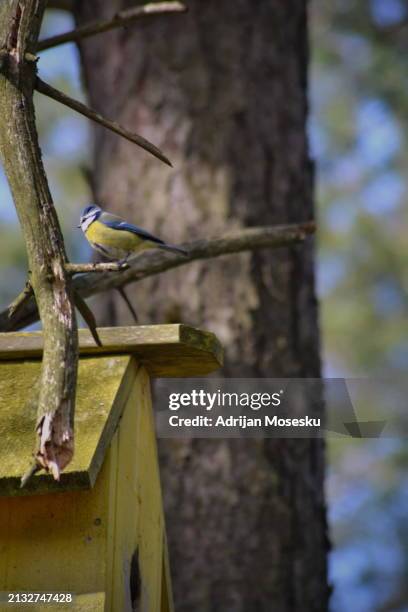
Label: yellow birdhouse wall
xmin=0 ymin=362 xmax=171 ymax=611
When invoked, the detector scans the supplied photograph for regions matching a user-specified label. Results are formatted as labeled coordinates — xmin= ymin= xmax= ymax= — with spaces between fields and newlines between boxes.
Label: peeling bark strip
xmin=7 ymin=1 xmax=21 ymax=50
xmin=0 ymin=0 xmax=78 ymax=482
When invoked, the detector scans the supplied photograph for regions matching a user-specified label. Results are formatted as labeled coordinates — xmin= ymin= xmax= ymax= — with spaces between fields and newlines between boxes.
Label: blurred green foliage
xmin=312 ymin=1 xmax=408 ymax=610
xmin=312 ymin=0 xmax=408 ymax=376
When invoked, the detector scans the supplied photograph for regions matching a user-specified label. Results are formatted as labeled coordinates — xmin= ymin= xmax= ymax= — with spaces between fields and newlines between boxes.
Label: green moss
xmin=0 ymin=355 xmax=133 ymax=496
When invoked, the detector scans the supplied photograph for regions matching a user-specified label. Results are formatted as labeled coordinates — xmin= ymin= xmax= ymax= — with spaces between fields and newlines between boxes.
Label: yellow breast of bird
xmin=86 ymin=221 xmax=147 ymax=251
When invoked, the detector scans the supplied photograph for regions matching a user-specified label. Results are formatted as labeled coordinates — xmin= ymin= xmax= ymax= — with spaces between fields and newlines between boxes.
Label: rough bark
xmin=0 ymin=0 xmax=78 ymax=481
xmin=74 ymin=1 xmax=328 ymax=610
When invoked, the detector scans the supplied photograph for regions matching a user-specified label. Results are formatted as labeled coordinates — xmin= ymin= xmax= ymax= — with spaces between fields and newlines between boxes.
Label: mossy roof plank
xmin=0 ymin=355 xmax=134 ymax=497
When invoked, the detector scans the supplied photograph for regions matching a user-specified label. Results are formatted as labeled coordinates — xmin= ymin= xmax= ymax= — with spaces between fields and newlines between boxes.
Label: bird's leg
xmin=116 ymin=255 xmax=130 ymax=268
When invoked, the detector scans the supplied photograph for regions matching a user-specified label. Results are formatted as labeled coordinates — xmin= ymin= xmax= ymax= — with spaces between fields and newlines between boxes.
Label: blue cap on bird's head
xmin=78 ymin=204 xmax=101 ymax=229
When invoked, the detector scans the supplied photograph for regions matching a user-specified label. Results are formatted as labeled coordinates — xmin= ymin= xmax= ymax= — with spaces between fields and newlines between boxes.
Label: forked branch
xmin=0 ymin=0 xmax=78 ymax=484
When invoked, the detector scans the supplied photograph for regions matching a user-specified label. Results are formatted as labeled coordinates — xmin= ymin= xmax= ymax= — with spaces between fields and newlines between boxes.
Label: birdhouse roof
xmin=0 ymin=325 xmax=222 ymax=497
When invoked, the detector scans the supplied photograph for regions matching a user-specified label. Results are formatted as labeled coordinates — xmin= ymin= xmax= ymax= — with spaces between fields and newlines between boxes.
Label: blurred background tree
xmin=73 ymin=2 xmax=326 ymax=610
xmin=311 ymin=1 xmax=408 ymax=610
xmin=0 ymin=1 xmax=407 ymax=610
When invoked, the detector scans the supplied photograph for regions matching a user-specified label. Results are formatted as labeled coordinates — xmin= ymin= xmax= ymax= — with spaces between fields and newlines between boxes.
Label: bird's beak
xmin=77 ymin=224 xmax=81 ymax=228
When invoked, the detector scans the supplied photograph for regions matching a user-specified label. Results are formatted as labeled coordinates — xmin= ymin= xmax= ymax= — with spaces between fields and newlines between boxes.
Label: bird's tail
xmin=159 ymin=243 xmax=188 ymax=256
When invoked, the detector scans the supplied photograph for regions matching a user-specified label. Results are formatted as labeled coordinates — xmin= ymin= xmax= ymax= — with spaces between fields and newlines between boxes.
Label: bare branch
xmin=0 ymin=222 xmax=315 ymax=332
xmin=74 ymin=291 xmax=102 ymax=347
xmin=39 ymin=2 xmax=187 ymax=51
xmin=77 ymin=221 xmax=316 ymax=297
xmin=7 ymin=280 xmax=33 ymax=319
xmin=35 ymin=78 xmax=172 ymax=167
xmin=66 ymin=262 xmax=129 ymax=274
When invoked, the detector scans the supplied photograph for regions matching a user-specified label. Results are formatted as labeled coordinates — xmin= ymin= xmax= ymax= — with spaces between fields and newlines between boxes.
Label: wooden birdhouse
xmin=0 ymin=325 xmax=222 ymax=611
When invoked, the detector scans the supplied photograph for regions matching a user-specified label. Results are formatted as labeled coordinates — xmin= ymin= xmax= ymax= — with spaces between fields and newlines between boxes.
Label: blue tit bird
xmin=79 ymin=205 xmax=188 ymax=262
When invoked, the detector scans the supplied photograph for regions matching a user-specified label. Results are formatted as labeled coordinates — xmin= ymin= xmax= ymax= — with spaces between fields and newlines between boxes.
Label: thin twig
xmin=0 ymin=222 xmax=316 ymax=332
xmin=117 ymin=286 xmax=139 ymax=323
xmin=35 ymin=78 xmax=172 ymax=167
xmin=39 ymin=2 xmax=187 ymax=51
xmin=74 ymin=291 xmax=102 ymax=347
xmin=20 ymin=462 xmax=41 ymax=488
xmin=8 ymin=280 xmax=33 ymax=318
xmin=66 ymin=262 xmax=129 ymax=274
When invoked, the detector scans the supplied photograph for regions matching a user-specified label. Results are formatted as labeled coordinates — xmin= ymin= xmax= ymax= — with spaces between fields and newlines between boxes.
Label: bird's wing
xmin=100 ymin=212 xmax=165 ymax=245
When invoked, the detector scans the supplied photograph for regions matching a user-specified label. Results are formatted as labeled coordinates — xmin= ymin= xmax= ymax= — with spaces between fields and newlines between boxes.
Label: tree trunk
xmin=75 ymin=1 xmax=328 ymax=610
